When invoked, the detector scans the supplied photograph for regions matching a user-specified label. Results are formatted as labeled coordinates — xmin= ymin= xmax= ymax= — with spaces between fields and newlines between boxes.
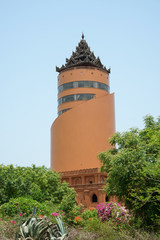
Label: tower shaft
xmin=51 ymin=36 xmax=115 ymax=207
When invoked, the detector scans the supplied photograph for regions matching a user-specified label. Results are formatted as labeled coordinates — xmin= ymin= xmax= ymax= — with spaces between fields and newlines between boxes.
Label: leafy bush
xmin=72 ymin=208 xmax=98 ymax=227
xmin=59 ymin=188 xmax=77 ymax=214
xmin=64 ymin=204 xmax=83 ymax=225
xmin=0 ymin=197 xmax=50 ymax=217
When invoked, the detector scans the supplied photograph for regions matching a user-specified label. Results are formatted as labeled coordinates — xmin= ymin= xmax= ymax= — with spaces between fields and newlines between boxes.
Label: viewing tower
xmin=51 ymin=34 xmax=115 ymax=207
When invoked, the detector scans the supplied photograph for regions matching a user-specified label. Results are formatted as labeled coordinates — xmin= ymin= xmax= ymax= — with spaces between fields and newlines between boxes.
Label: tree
xmin=99 ymin=115 xmax=160 ymax=228
xmin=0 ymin=165 xmax=76 ymax=206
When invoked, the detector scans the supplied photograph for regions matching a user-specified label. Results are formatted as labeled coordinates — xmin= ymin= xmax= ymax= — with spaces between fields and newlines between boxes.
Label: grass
xmin=0 ymin=219 xmax=19 ymax=240
xmin=68 ymin=226 xmax=160 ymax=240
xmin=0 ymin=219 xmax=159 ymax=240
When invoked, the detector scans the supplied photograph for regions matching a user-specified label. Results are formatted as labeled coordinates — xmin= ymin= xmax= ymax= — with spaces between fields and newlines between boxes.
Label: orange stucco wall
xmin=58 ymin=67 xmax=109 ymax=87
xmin=51 ymin=66 xmax=115 ymax=172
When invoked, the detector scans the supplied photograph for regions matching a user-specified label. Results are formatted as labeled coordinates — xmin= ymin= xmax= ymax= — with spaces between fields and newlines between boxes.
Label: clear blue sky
xmin=0 ymin=0 xmax=160 ymax=168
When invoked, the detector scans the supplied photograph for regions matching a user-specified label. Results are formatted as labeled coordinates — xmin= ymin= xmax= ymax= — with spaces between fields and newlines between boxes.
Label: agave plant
xmin=54 ymin=216 xmax=68 ymax=240
xmin=16 ymin=216 xmax=68 ymax=240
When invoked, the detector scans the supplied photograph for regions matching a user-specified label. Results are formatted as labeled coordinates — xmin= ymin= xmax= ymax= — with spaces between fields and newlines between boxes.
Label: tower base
xmin=60 ymin=168 xmax=112 ymax=208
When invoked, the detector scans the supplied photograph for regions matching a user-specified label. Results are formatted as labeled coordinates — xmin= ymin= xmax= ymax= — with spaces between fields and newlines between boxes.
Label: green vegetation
xmin=0 ymin=165 xmax=76 ymax=239
xmin=99 ymin=115 xmax=160 ymax=229
xmin=0 ymin=197 xmax=50 ymax=217
xmin=0 ymin=165 xmax=76 ymax=205
xmin=0 ymin=115 xmax=159 ymax=239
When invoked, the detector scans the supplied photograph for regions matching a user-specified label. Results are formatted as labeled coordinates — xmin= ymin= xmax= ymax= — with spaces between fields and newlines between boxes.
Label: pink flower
xmin=0 ymin=218 xmax=2 ymax=221
xmin=51 ymin=212 xmax=58 ymax=217
xmin=19 ymin=213 xmax=23 ymax=216
xmin=11 ymin=220 xmax=16 ymax=224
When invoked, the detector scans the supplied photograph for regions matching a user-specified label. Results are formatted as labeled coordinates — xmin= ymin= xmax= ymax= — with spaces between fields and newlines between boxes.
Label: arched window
xmin=87 ymin=177 xmax=94 ymax=184
xmin=92 ymin=194 xmax=98 ymax=203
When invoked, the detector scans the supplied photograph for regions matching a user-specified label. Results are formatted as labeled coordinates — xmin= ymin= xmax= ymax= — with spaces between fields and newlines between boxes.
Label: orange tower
xmin=51 ymin=34 xmax=115 ymax=207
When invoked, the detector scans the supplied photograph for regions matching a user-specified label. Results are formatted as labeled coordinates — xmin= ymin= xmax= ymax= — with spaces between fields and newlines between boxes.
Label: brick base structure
xmin=60 ymin=168 xmax=115 ymax=208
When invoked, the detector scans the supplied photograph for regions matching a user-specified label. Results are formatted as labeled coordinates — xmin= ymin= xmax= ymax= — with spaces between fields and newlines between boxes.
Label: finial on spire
xmin=82 ymin=33 xmax=84 ymax=40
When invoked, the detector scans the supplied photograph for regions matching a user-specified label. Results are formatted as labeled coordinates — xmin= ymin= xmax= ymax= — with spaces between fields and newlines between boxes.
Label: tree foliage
xmin=0 ymin=165 xmax=76 ymax=206
xmin=99 ymin=115 xmax=160 ymax=228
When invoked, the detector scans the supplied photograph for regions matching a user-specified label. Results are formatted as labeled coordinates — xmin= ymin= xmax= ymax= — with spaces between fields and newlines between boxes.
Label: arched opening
xmin=90 ymin=181 xmax=92 ymax=184
xmin=92 ymin=194 xmax=98 ymax=203
xmin=105 ymin=195 xmax=109 ymax=202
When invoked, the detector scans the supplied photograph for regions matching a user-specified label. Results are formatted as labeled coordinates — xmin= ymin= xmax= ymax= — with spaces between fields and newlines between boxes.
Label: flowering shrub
xmin=64 ymin=204 xmax=82 ymax=225
xmin=72 ymin=208 xmax=99 ymax=227
xmin=81 ymin=208 xmax=98 ymax=220
xmin=97 ymin=202 xmax=131 ymax=224
xmin=90 ymin=207 xmax=95 ymax=211
xmin=74 ymin=216 xmax=82 ymax=222
xmin=74 ymin=216 xmax=83 ymax=226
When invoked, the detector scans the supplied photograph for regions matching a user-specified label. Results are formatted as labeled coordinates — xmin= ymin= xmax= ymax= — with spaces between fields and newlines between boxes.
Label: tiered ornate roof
xmin=56 ymin=34 xmax=110 ymax=73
